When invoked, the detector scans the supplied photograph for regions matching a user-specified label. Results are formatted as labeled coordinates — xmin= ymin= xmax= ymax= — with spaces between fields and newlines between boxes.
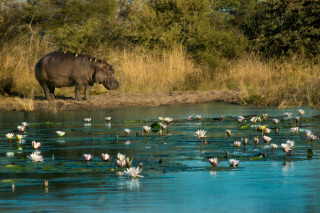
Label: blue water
xmin=0 ymin=103 xmax=319 ymax=212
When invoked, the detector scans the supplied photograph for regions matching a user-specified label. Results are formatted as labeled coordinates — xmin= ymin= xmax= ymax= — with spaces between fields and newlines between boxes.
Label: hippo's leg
xmin=75 ymin=85 xmax=82 ymax=101
xmin=49 ymin=87 xmax=55 ymax=100
xmin=42 ymin=85 xmax=55 ymax=101
xmin=85 ymin=84 xmax=93 ymax=100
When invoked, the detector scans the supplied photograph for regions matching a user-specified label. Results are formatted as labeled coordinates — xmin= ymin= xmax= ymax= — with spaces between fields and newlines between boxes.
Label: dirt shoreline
xmin=0 ymin=90 xmax=242 ymax=112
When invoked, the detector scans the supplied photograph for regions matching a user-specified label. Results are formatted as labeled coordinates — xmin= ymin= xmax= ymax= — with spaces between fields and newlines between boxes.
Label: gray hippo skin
xmin=35 ymin=51 xmax=119 ymax=101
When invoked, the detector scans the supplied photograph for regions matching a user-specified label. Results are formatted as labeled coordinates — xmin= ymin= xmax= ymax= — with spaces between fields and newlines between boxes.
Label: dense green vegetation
xmin=1 ymin=0 xmax=320 ymax=108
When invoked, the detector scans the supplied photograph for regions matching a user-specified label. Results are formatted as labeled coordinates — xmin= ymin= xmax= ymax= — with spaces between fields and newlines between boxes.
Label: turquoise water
xmin=0 ymin=103 xmax=319 ymax=212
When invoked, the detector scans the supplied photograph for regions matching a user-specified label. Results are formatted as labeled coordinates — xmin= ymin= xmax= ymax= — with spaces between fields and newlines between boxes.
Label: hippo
xmin=35 ymin=51 xmax=119 ymax=101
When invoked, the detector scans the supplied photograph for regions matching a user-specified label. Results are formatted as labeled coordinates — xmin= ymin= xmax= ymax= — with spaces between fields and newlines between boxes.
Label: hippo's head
xmin=94 ymin=62 xmax=119 ymax=90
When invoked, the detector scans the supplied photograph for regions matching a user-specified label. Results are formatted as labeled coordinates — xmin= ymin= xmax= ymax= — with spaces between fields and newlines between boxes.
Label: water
xmin=0 ymin=103 xmax=319 ymax=212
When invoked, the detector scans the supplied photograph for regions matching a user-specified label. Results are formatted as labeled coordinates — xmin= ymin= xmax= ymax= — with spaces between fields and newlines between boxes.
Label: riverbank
xmin=0 ymin=90 xmax=241 ymax=111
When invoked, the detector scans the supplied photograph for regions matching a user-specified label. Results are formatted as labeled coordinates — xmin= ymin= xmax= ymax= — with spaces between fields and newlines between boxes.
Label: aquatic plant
xmin=283 ymin=112 xmax=292 ymax=117
xmin=281 ymin=143 xmax=292 ymax=157
xmin=238 ymin=116 xmax=245 ymax=123
xmin=187 ymin=116 xmax=193 ymax=121
xmin=124 ymin=128 xmax=131 ymax=137
xmin=56 ymin=131 xmax=66 ymax=138
xmin=28 ymin=152 xmax=44 ymax=162
xmin=21 ymin=122 xmax=28 ymax=127
xmin=228 ymin=159 xmax=240 ymax=167
xmin=17 ymin=125 xmax=25 ymax=132
xmin=273 ymin=119 xmax=279 ymax=125
xmin=254 ymin=138 xmax=259 ymax=145
xmin=6 ymin=133 xmax=14 ymax=143
xmin=164 ymin=117 xmax=173 ymax=128
xmin=234 ymin=141 xmax=241 ymax=147
xmin=263 ymin=136 xmax=272 ymax=143
xmin=290 ymin=127 xmax=299 ymax=133
xmin=271 ymin=144 xmax=278 ymax=154
xmin=105 ymin=117 xmax=111 ymax=122
xmin=143 ymin=126 xmax=151 ymax=137
xmin=124 ymin=167 xmax=143 ymax=178
xmin=265 ymin=128 xmax=271 ymax=135
xmin=310 ymin=134 xmax=317 ymax=142
xmin=226 ymin=129 xmax=231 ymax=137
xmin=82 ymin=154 xmax=93 ymax=162
xmin=194 ymin=130 xmax=206 ymax=144
xmin=208 ymin=157 xmax=218 ymax=167
xmin=196 ymin=115 xmax=202 ymax=120
xmin=84 ymin=118 xmax=91 ymax=122
xmin=16 ymin=134 xmax=23 ymax=141
xmin=126 ymin=157 xmax=133 ymax=168
xmin=32 ymin=141 xmax=41 ymax=149
xmin=117 ymin=153 xmax=126 ymax=167
xmin=101 ymin=153 xmax=111 ymax=161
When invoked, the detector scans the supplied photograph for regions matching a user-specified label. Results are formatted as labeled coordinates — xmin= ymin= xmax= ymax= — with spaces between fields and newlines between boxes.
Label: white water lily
xmin=82 ymin=154 xmax=93 ymax=161
xmin=286 ymin=140 xmax=294 ymax=148
xmin=21 ymin=122 xmax=28 ymax=127
xmin=196 ymin=115 xmax=202 ymax=120
xmin=101 ymin=153 xmax=111 ymax=161
xmin=238 ymin=116 xmax=245 ymax=123
xmin=283 ymin=112 xmax=292 ymax=117
xmin=6 ymin=133 xmax=14 ymax=140
xmin=124 ymin=167 xmax=143 ymax=178
xmin=305 ymin=130 xmax=312 ymax=138
xmin=209 ymin=157 xmax=218 ymax=167
xmin=187 ymin=115 xmax=193 ymax=121
xmin=298 ymin=109 xmax=305 ymax=116
xmin=310 ymin=134 xmax=317 ymax=142
xmin=281 ymin=143 xmax=292 ymax=153
xmin=290 ymin=127 xmax=299 ymax=133
xmin=17 ymin=126 xmax=25 ymax=132
xmin=262 ymin=114 xmax=268 ymax=120
xmin=56 ymin=131 xmax=66 ymax=137
xmin=250 ymin=117 xmax=259 ymax=123
xmin=84 ymin=118 xmax=91 ymax=122
xmin=32 ymin=141 xmax=41 ymax=149
xmin=265 ymin=128 xmax=271 ymax=135
xmin=241 ymin=138 xmax=248 ymax=146
xmin=143 ymin=126 xmax=151 ymax=136
xmin=263 ymin=135 xmax=272 ymax=143
xmin=271 ymin=143 xmax=278 ymax=149
xmin=273 ymin=119 xmax=279 ymax=124
xmin=117 ymin=153 xmax=126 ymax=161
xmin=234 ymin=141 xmax=241 ymax=147
xmin=228 ymin=159 xmax=240 ymax=167
xmin=159 ymin=117 xmax=164 ymax=121
xmin=126 ymin=157 xmax=133 ymax=168
xmin=194 ymin=130 xmax=206 ymax=139
xmin=104 ymin=117 xmax=111 ymax=122
xmin=226 ymin=129 xmax=231 ymax=137
xmin=28 ymin=152 xmax=44 ymax=162
xmin=124 ymin=128 xmax=131 ymax=137
xmin=6 ymin=152 xmax=14 ymax=157
xmin=254 ymin=138 xmax=259 ymax=145
xmin=16 ymin=134 xmax=23 ymax=141
xmin=164 ymin=117 xmax=173 ymax=127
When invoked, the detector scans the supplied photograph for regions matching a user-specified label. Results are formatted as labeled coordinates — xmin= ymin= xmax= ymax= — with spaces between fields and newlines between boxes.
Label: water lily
xmin=305 ymin=130 xmax=312 ymax=138
xmin=258 ymin=125 xmax=266 ymax=132
xmin=84 ymin=118 xmax=91 ymax=122
xmin=295 ymin=116 xmax=300 ymax=124
xmin=6 ymin=133 xmax=14 ymax=143
xmin=16 ymin=134 xmax=23 ymax=141
xmin=262 ymin=114 xmax=268 ymax=120
xmin=265 ymin=128 xmax=271 ymax=135
xmin=234 ymin=141 xmax=241 ymax=147
xmin=6 ymin=152 xmax=14 ymax=157
xmin=251 ymin=117 xmax=258 ymax=123
xmin=124 ymin=167 xmax=143 ymax=178
xmin=226 ymin=129 xmax=231 ymax=137
xmin=159 ymin=117 xmax=164 ymax=121
xmin=220 ymin=115 xmax=224 ymax=121
xmin=143 ymin=126 xmax=151 ymax=136
xmin=164 ymin=117 xmax=173 ymax=127
xmin=273 ymin=119 xmax=279 ymax=125
xmin=263 ymin=135 xmax=272 ymax=143
xmin=290 ymin=127 xmax=299 ymax=133
xmin=32 ymin=141 xmax=41 ymax=149
xmin=208 ymin=157 xmax=218 ymax=167
xmin=101 ymin=153 xmax=111 ymax=161
xmin=116 ymin=171 xmax=124 ymax=176
xmin=254 ymin=137 xmax=259 ymax=145
xmin=310 ymin=134 xmax=317 ymax=142
xmin=298 ymin=109 xmax=305 ymax=116
xmin=56 ymin=131 xmax=66 ymax=138
xmin=82 ymin=154 xmax=93 ymax=162
xmin=17 ymin=125 xmax=25 ymax=132
xmin=195 ymin=130 xmax=206 ymax=144
xmin=44 ymin=180 xmax=49 ymax=188
xmin=104 ymin=117 xmax=111 ymax=122
xmin=124 ymin=128 xmax=131 ymax=137
xmin=238 ymin=116 xmax=245 ymax=123
xmin=28 ymin=152 xmax=44 ymax=162
xmin=228 ymin=159 xmax=240 ymax=167
xmin=241 ymin=138 xmax=248 ymax=146
xmin=286 ymin=140 xmax=294 ymax=148
xmin=21 ymin=122 xmax=28 ymax=127
xmin=117 ymin=153 xmax=126 ymax=167
xmin=271 ymin=143 xmax=278 ymax=154
xmin=196 ymin=115 xmax=202 ymax=120
xmin=283 ymin=112 xmax=292 ymax=117
xmin=160 ymin=124 xmax=167 ymax=136
xmin=281 ymin=143 xmax=292 ymax=157
xmin=186 ymin=115 xmax=193 ymax=121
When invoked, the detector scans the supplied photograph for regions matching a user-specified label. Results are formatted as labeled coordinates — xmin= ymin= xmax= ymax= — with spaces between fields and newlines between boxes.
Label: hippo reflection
xmin=35 ymin=51 xmax=119 ymax=101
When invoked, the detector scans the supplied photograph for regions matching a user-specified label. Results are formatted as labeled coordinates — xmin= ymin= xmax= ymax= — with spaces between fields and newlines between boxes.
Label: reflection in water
xmin=118 ymin=179 xmax=141 ymax=191
xmin=56 ymin=139 xmax=66 ymax=143
xmin=282 ymin=161 xmax=295 ymax=173
xmin=209 ymin=171 xmax=217 ymax=176
xmin=84 ymin=123 xmax=92 ymax=127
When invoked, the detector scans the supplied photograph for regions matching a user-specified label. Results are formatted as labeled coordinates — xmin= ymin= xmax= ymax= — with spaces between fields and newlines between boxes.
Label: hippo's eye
xmin=107 ymin=70 xmax=112 ymax=76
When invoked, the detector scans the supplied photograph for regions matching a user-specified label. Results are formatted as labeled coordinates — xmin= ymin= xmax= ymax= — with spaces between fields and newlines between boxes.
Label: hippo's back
xmin=35 ymin=51 xmax=90 ymax=87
